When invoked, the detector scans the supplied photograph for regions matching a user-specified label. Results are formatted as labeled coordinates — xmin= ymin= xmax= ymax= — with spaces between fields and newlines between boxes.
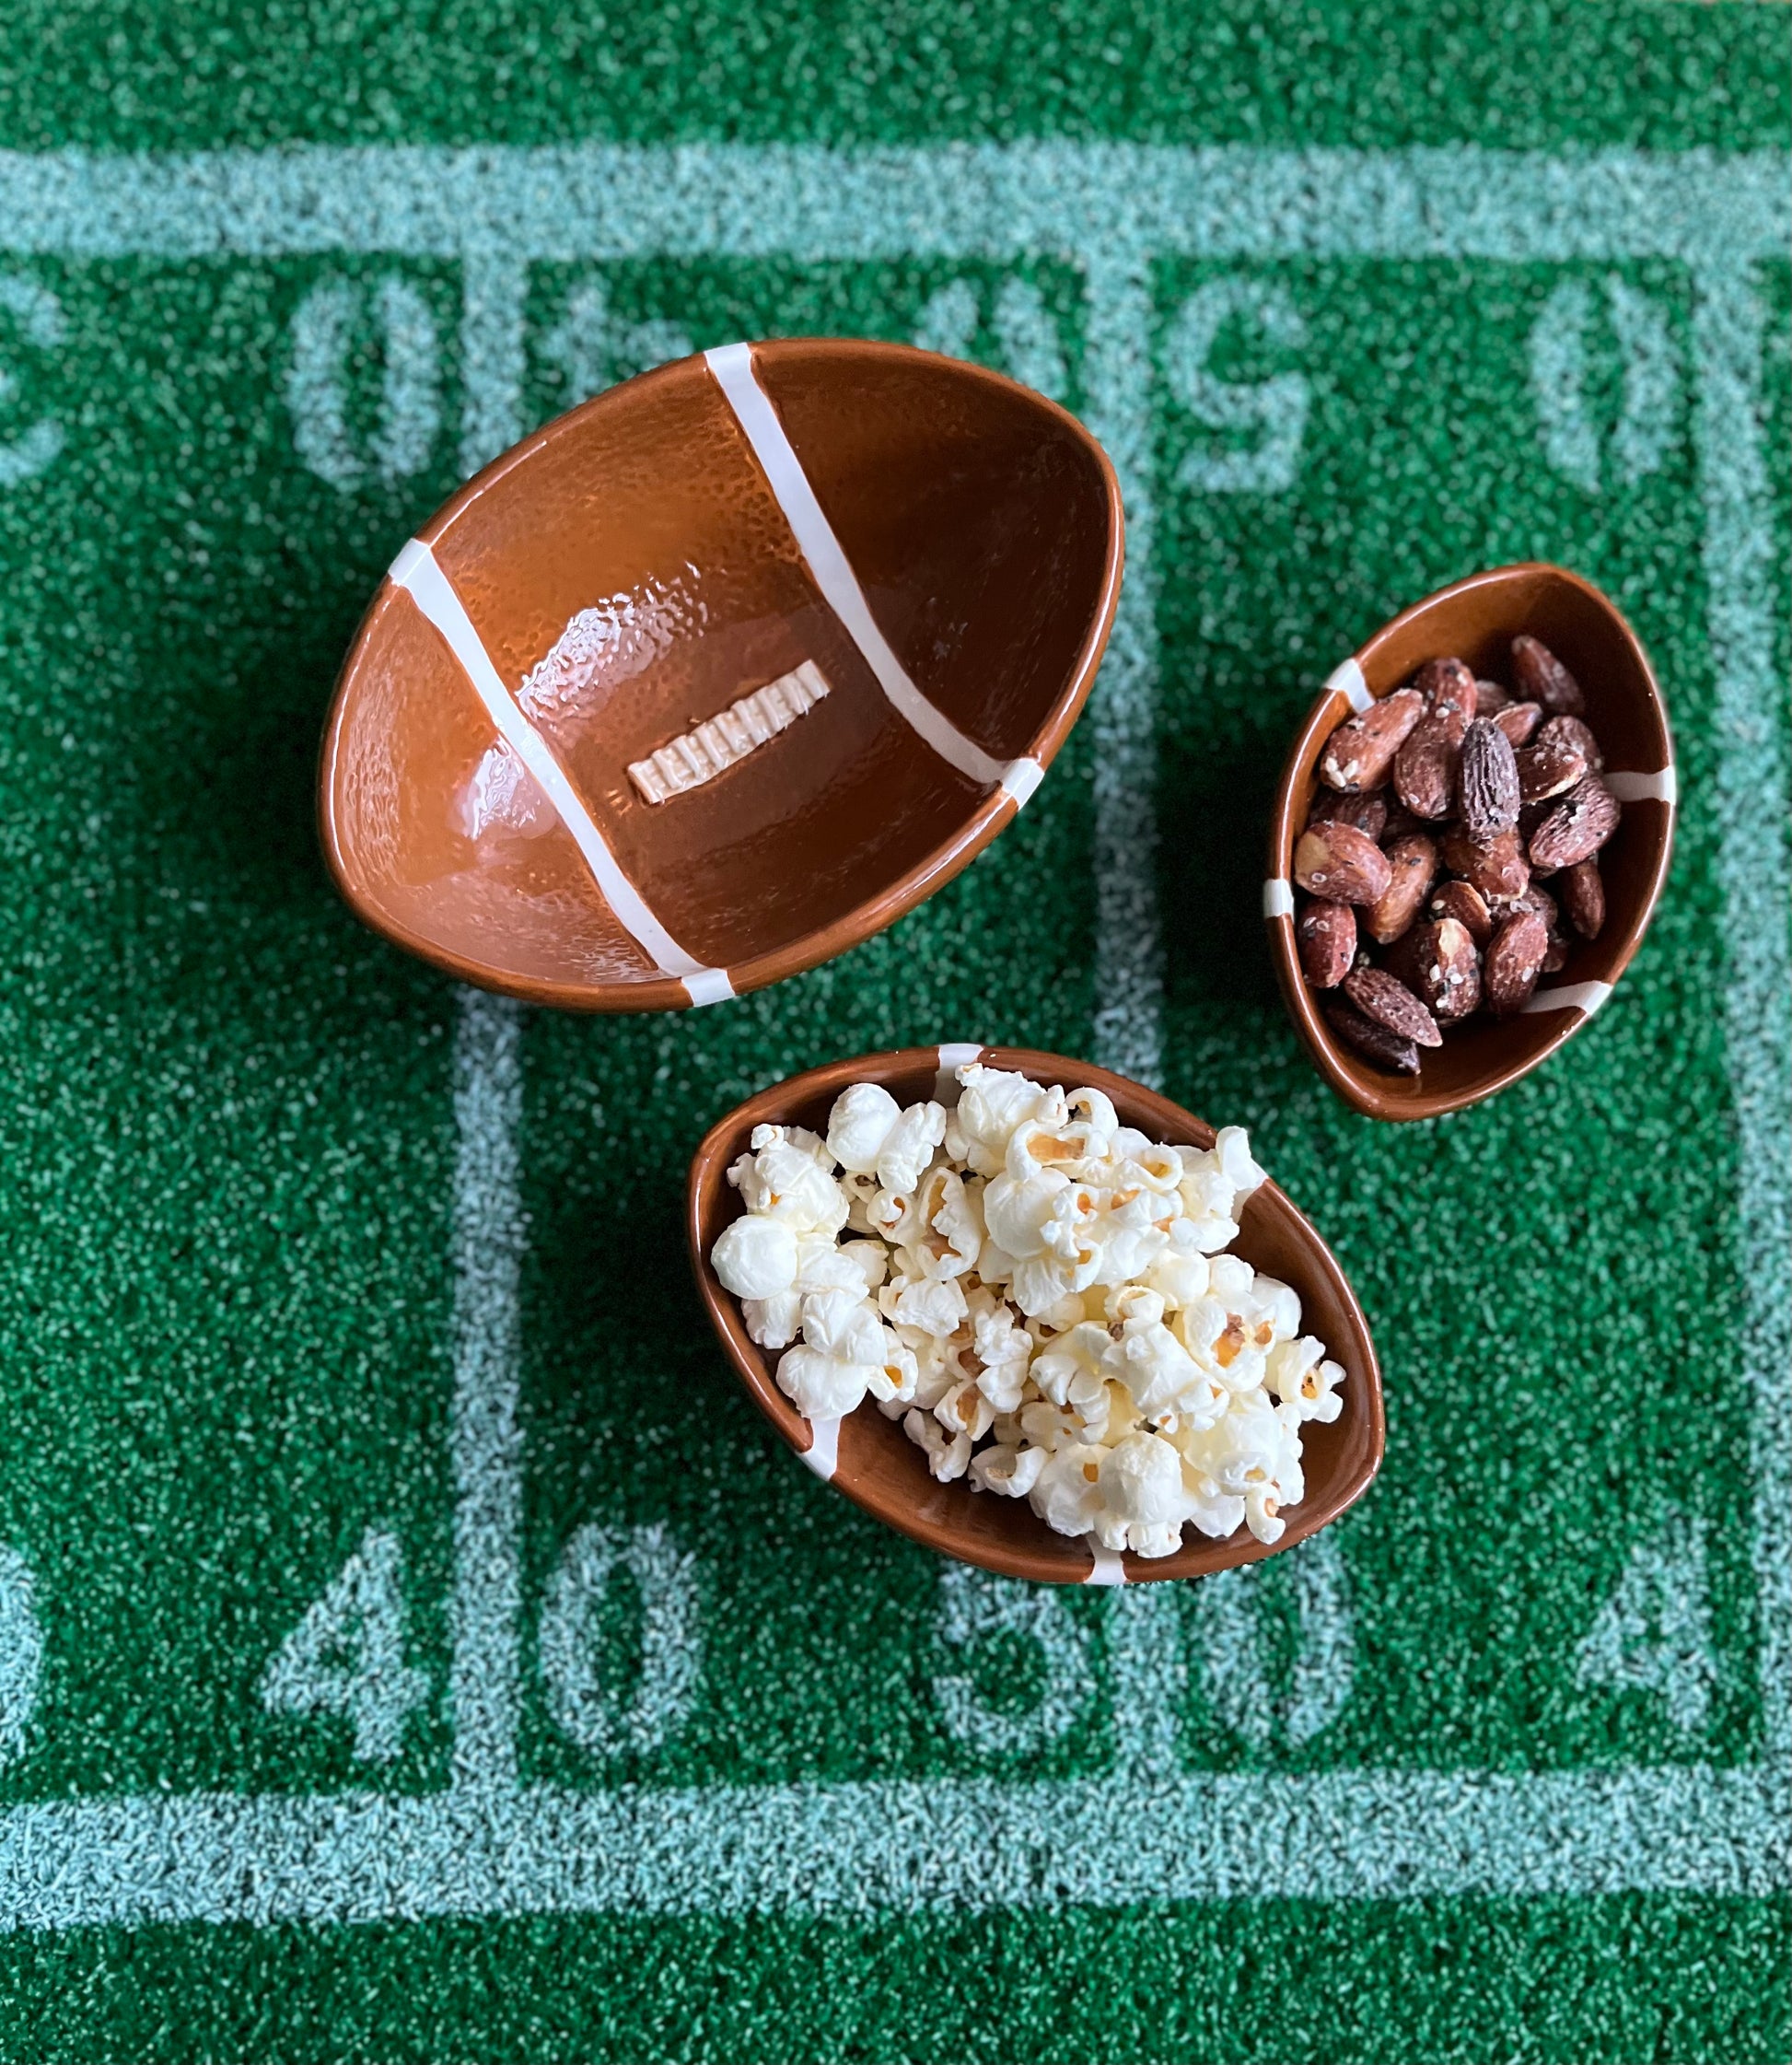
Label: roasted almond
xmin=1318 ymin=687 xmax=1424 ymax=793
xmin=1293 ymin=823 xmax=1393 ymax=905
xmin=1365 ymin=834 xmax=1437 ymax=946
xmin=1560 ymin=858 xmax=1606 ymax=940
xmin=1379 ymin=798 xmax=1427 ymax=844
xmin=1343 ymin=965 xmax=1442 ymax=1047
xmin=1322 ymin=998 xmax=1421 ymax=1076
xmin=1404 ymin=916 xmax=1482 ymax=1021
xmin=1393 ymin=705 xmax=1469 ymax=820
xmin=1534 ymin=713 xmax=1603 ymax=773
xmin=1440 ymin=826 xmax=1530 ymax=903
xmin=1297 ymin=901 xmax=1357 ymax=988
xmin=1460 ymin=718 xmax=1521 ymax=835
xmin=1515 ymin=730 xmax=1587 ymax=803
xmin=1484 ymin=908 xmax=1550 ymax=1017
xmin=1414 ymin=657 xmax=1476 ymax=717
xmin=1493 ymin=700 xmax=1544 ymax=748
xmin=1507 ymin=882 xmax=1561 ymax=934
xmin=1528 ymin=775 xmax=1621 ymax=871
xmin=1428 ymin=877 xmax=1494 ymax=944
xmin=1471 ymin=677 xmax=1512 ymax=717
xmin=1307 ymin=789 xmax=1389 ymax=842
xmin=1511 ymin=634 xmax=1586 ymax=715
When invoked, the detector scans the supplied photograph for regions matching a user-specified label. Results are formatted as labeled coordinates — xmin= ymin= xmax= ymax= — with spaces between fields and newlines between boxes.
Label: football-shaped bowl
xmin=688 ymin=1044 xmax=1384 ymax=1585
xmin=1267 ymin=564 xmax=1675 ymax=1122
xmin=320 ymin=340 xmax=1123 ymax=1009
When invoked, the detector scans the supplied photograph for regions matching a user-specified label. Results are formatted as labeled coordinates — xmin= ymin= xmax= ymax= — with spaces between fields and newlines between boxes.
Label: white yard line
xmin=447 ymin=989 xmax=526 ymax=1791
xmin=1691 ymin=258 xmax=1791 ymax=1759
xmin=1081 ymin=251 xmax=1166 ymax=1090
xmin=0 ymin=141 xmax=1782 ymax=1926
xmin=0 ymin=1768 xmax=1781 ymax=1930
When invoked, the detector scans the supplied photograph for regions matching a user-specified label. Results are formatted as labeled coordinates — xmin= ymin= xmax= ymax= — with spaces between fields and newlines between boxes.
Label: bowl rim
xmin=319 ymin=337 xmax=1125 ymax=1014
xmin=686 ymin=1043 xmax=1386 ymax=1585
xmin=1264 ymin=561 xmax=1677 ymax=1123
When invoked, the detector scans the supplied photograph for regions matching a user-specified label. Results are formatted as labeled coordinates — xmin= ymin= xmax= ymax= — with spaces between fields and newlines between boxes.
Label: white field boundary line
xmin=0 ymin=1768 xmax=1783 ymax=1931
xmin=0 ymin=144 xmax=1782 ymax=1927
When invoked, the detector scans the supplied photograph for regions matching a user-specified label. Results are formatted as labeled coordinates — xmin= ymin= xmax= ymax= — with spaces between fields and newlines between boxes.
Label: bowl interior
xmin=688 ymin=1045 xmax=1384 ymax=1584
xmin=322 ymin=342 xmax=1122 ymax=1009
xmin=1269 ymin=564 xmax=1675 ymax=1121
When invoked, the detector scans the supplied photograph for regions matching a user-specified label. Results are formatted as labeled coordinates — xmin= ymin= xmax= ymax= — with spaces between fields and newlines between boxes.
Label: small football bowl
xmin=687 ymin=1044 xmax=1383 ymax=1585
xmin=1266 ymin=563 xmax=1675 ymax=1123
xmin=320 ymin=339 xmax=1123 ymax=1011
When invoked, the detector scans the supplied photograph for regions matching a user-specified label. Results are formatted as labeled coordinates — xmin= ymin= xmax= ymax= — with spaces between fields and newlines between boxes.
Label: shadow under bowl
xmin=688 ymin=1044 xmax=1384 ymax=1585
xmin=321 ymin=339 xmax=1123 ymax=1012
xmin=1266 ymin=563 xmax=1675 ymax=1123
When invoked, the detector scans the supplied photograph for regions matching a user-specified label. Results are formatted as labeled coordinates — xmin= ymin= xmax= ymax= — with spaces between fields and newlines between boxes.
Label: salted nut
xmin=1292 ymin=822 xmax=1392 ymax=906
xmin=1294 ymin=633 xmax=1622 ymax=1076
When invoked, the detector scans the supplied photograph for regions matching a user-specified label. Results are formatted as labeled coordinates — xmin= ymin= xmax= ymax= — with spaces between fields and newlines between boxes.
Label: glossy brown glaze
xmin=1268 ymin=565 xmax=1674 ymax=1123
xmin=320 ymin=340 xmax=1123 ymax=1009
xmin=687 ymin=1046 xmax=1384 ymax=1585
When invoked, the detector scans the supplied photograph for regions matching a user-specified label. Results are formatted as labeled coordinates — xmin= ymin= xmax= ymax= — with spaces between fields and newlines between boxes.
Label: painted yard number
xmin=257 ymin=1520 xmax=702 ymax=1766
xmin=932 ymin=1533 xmax=1356 ymax=1758
xmin=0 ymin=264 xmax=1684 ymax=508
xmin=0 ymin=1511 xmax=1729 ymax=1768
xmin=1574 ymin=1512 xmax=1719 ymax=1734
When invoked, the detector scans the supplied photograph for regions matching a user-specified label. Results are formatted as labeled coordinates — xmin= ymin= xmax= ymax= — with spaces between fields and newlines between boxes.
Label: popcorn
xmin=969 ymin=1441 xmax=1045 ymax=1499
xmin=880 ymin=1273 xmax=967 ymax=1337
xmin=710 ymin=1064 xmax=1343 ymax=1558
xmin=909 ymin=1166 xmax=983 ymax=1280
xmin=825 ymin=1081 xmax=902 ymax=1174
xmin=799 ymin=1287 xmax=884 ymax=1365
xmin=904 ymin=1407 xmax=972 ymax=1482
xmin=936 ymin=1377 xmax=996 ymax=1443
xmin=950 ymin=1064 xmax=1049 ymax=1175
xmin=1093 ymin=1431 xmax=1189 ymax=1557
xmin=740 ymin=1292 xmax=801 ymax=1350
xmin=727 ymin=1128 xmax=849 ymax=1235
xmin=710 ymin=1213 xmax=799 ymax=1300
xmin=969 ymin=1307 xmax=1032 ymax=1412
xmin=776 ymin=1343 xmax=877 ymax=1419
xmin=1268 ymin=1336 xmax=1344 ymax=1424
xmin=1029 ymin=1442 xmax=1109 ymax=1536
xmin=876 ymin=1100 xmax=948 ymax=1194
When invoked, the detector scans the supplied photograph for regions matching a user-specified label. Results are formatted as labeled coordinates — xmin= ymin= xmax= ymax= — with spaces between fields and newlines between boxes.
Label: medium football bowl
xmin=688 ymin=1044 xmax=1384 ymax=1585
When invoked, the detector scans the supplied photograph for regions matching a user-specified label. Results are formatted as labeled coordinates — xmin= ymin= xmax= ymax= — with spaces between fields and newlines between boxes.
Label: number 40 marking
xmin=260 ymin=1520 xmax=704 ymax=1765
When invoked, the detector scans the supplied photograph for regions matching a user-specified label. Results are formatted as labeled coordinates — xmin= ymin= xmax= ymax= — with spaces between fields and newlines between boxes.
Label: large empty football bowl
xmin=320 ymin=340 xmax=1123 ymax=1009
xmin=688 ymin=1045 xmax=1384 ymax=1585
xmin=1266 ymin=564 xmax=1675 ymax=1122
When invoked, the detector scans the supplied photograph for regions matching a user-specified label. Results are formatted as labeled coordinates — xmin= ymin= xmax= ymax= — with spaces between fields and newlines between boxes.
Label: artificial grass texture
xmin=0 ymin=6 xmax=1786 ymax=2062
xmin=1 ymin=1897 xmax=1786 ymax=2064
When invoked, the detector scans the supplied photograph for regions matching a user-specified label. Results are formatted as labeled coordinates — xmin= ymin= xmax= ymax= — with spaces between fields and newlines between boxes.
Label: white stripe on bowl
xmin=1605 ymin=767 xmax=1678 ymax=805
xmin=801 ymin=1416 xmax=842 ymax=1482
xmin=390 ymin=540 xmax=729 ymax=1000
xmin=1325 ymin=656 xmax=1373 ymax=713
xmin=1519 ymin=980 xmax=1613 ymax=1018
xmin=936 ymin=1042 xmax=984 ymax=1103
xmin=704 ymin=342 xmax=1032 ymax=797
xmin=1263 ymin=878 xmax=1295 ymax=919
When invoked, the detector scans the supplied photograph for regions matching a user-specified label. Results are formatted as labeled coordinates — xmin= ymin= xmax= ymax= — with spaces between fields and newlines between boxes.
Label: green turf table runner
xmin=0 ymin=12 xmax=1786 ymax=2059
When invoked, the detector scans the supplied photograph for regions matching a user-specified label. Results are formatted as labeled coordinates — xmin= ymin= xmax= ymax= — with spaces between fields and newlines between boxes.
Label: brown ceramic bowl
xmin=688 ymin=1044 xmax=1384 ymax=1585
xmin=1266 ymin=564 xmax=1675 ymax=1123
xmin=320 ymin=339 xmax=1123 ymax=1011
